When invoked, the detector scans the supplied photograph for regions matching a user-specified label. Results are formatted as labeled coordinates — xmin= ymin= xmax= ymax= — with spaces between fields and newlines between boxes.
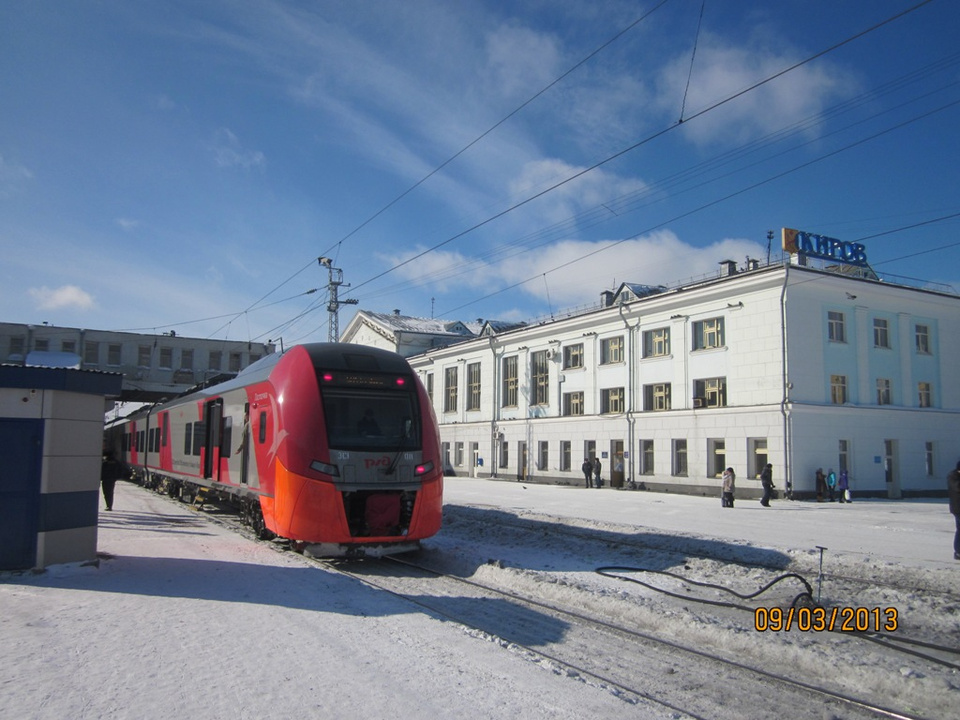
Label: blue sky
xmin=2 ymin=0 xmax=958 ymax=345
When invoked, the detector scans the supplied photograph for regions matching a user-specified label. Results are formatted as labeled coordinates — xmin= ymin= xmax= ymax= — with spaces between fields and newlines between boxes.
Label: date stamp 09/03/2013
xmin=754 ymin=606 xmax=899 ymax=633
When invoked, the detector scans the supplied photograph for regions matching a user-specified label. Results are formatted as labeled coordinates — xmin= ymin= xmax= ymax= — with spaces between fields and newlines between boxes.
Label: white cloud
xmin=382 ymin=230 xmax=767 ymax=312
xmin=212 ymin=128 xmax=266 ymax=169
xmin=28 ymin=285 xmax=96 ymax=311
xmin=656 ymin=34 xmax=853 ymax=146
xmin=115 ymin=218 xmax=140 ymax=231
xmin=509 ymin=159 xmax=647 ymax=227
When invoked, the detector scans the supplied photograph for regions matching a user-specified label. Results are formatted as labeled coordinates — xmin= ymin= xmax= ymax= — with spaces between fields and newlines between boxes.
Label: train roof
xmin=115 ymin=344 xmax=416 ymax=418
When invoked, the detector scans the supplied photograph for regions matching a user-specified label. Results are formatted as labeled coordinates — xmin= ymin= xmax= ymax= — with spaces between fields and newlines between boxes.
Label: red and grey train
xmin=104 ymin=343 xmax=443 ymax=557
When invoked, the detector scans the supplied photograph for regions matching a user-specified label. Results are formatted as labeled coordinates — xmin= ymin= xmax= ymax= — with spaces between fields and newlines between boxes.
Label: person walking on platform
xmin=826 ymin=469 xmax=838 ymax=502
xmin=593 ymin=457 xmax=602 ymax=488
xmin=838 ymin=470 xmax=851 ymax=503
xmin=100 ymin=451 xmax=122 ymax=511
xmin=760 ymin=463 xmax=774 ymax=507
xmin=581 ymin=458 xmax=593 ymax=488
xmin=721 ymin=467 xmax=736 ymax=508
xmin=948 ymin=461 xmax=960 ymax=560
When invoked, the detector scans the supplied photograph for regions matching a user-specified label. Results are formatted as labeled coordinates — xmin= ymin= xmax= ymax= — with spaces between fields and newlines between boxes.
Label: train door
xmin=239 ymin=403 xmax=250 ymax=485
xmin=884 ymin=439 xmax=901 ymax=499
xmin=203 ymin=399 xmax=223 ymax=481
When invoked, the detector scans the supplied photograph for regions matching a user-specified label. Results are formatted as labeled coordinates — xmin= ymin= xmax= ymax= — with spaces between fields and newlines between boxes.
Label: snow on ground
xmin=2 ymin=478 xmax=958 ymax=719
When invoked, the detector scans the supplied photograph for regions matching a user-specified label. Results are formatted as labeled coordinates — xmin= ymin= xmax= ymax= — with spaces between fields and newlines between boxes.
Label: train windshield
xmin=318 ymin=371 xmax=420 ymax=451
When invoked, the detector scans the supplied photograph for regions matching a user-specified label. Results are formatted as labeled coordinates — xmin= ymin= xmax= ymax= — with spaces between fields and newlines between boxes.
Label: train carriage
xmin=105 ymin=343 xmax=443 ymax=557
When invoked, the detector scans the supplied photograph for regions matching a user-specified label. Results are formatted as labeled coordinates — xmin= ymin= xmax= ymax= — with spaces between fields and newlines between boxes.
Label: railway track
xmin=324 ymin=554 xmax=931 ymax=720
xmin=146 ymin=485 xmax=959 ymax=719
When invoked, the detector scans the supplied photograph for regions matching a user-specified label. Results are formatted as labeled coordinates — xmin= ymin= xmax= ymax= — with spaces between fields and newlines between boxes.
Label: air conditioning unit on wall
xmin=693 ymin=397 xmax=705 ymax=408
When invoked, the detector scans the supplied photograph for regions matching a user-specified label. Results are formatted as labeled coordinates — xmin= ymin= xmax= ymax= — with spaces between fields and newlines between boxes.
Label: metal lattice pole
xmin=318 ymin=257 xmax=358 ymax=342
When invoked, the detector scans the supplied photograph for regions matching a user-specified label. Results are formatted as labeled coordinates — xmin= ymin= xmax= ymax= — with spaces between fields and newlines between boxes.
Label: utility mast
xmin=318 ymin=257 xmax=358 ymax=342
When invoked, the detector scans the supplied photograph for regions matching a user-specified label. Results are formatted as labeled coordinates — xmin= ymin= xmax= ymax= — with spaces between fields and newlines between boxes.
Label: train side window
xmin=259 ymin=411 xmax=267 ymax=444
xmin=221 ymin=416 xmax=233 ymax=454
xmin=192 ymin=422 xmax=204 ymax=456
xmin=184 ymin=423 xmax=193 ymax=455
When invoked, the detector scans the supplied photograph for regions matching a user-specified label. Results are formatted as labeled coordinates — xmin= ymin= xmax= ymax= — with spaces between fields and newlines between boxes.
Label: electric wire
xmin=344 ymin=0 xmax=937 ymax=300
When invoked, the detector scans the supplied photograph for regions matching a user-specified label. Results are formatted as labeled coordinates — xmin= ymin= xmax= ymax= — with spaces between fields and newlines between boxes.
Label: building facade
xmin=399 ymin=261 xmax=960 ymax=499
xmin=0 ymin=323 xmax=275 ymax=402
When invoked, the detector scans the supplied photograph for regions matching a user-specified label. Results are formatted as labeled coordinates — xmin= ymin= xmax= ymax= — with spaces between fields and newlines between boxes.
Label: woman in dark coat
xmin=760 ymin=464 xmax=773 ymax=507
xmin=948 ymin=461 xmax=960 ymax=560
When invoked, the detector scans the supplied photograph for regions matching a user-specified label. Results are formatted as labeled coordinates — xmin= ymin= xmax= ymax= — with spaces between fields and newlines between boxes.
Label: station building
xmin=394 ymin=235 xmax=960 ymax=500
xmin=0 ymin=323 xmax=275 ymax=403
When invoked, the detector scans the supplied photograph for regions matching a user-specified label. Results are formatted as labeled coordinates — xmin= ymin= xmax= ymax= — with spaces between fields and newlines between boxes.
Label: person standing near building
xmin=760 ymin=463 xmax=773 ymax=507
xmin=581 ymin=458 xmax=593 ymax=488
xmin=826 ymin=469 xmax=838 ymax=502
xmin=815 ymin=468 xmax=826 ymax=502
xmin=838 ymin=470 xmax=851 ymax=503
xmin=593 ymin=457 xmax=602 ymax=488
xmin=721 ymin=467 xmax=736 ymax=508
xmin=948 ymin=461 xmax=960 ymax=560
xmin=100 ymin=450 xmax=122 ymax=511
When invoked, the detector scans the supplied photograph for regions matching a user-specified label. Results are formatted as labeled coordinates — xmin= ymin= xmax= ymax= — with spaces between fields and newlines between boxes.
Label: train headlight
xmin=414 ymin=461 xmax=434 ymax=476
xmin=310 ymin=460 xmax=340 ymax=477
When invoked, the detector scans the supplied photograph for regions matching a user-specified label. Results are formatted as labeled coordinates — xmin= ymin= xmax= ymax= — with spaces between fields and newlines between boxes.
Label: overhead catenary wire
xmin=345 ymin=0 xmax=937 ymax=301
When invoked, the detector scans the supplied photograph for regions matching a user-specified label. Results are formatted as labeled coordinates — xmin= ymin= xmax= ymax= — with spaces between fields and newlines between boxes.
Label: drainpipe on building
xmin=619 ymin=304 xmax=638 ymax=488
xmin=489 ymin=336 xmax=500 ymax=478
xmin=780 ymin=261 xmax=792 ymax=497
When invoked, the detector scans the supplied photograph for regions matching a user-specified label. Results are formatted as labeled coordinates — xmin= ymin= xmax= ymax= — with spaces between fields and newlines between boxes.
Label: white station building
xmin=356 ymin=231 xmax=960 ymax=500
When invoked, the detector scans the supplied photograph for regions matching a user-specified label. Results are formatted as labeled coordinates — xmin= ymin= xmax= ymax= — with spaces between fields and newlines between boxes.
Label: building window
xmin=209 ymin=350 xmax=222 ymax=372
xmin=640 ymin=439 xmax=654 ymax=475
xmin=531 ymin=351 xmax=549 ymax=406
xmin=425 ymin=372 xmax=434 ymax=404
xmin=499 ymin=440 xmax=509 ymax=469
xmin=828 ymin=311 xmax=846 ymax=343
xmin=643 ymin=383 xmax=671 ymax=411
xmin=838 ymin=439 xmax=850 ymax=474
xmin=918 ymin=381 xmax=932 ymax=408
xmin=83 ymin=341 xmax=100 ymax=365
xmin=830 ymin=375 xmax=848 ymax=405
xmin=563 ymin=343 xmax=583 ymax=369
xmin=502 ymin=356 xmax=518 ymax=407
xmin=708 ymin=439 xmax=726 ymax=478
xmin=455 ymin=442 xmax=464 ymax=467
xmin=693 ymin=377 xmax=726 ymax=408
xmin=444 ymin=366 xmax=458 ymax=413
xmin=915 ymin=324 xmax=930 ymax=354
xmin=672 ymin=439 xmax=688 ymax=477
xmin=749 ymin=438 xmax=768 ymax=478
xmin=873 ymin=318 xmax=890 ymax=348
xmin=181 ymin=349 xmax=194 ymax=370
xmin=466 ymin=362 xmax=481 ymax=411
xmin=876 ymin=378 xmax=892 ymax=405
xmin=10 ymin=336 xmax=26 ymax=357
xmin=35 ymin=339 xmax=49 ymax=352
xmin=562 ymin=391 xmax=584 ymax=416
xmin=159 ymin=347 xmax=173 ymax=369
xmin=560 ymin=441 xmax=571 ymax=471
xmin=600 ymin=336 xmax=624 ymax=365
xmin=61 ymin=340 xmax=76 ymax=354
xmin=925 ymin=441 xmax=934 ymax=476
xmin=441 ymin=442 xmax=451 ymax=471
xmin=107 ymin=344 xmax=122 ymax=366
xmin=229 ymin=352 xmax=242 ymax=372
xmin=538 ymin=441 xmax=548 ymax=471
xmin=138 ymin=345 xmax=151 ymax=367
xmin=642 ymin=327 xmax=670 ymax=357
xmin=693 ymin=317 xmax=724 ymax=350
xmin=601 ymin=387 xmax=625 ymax=414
